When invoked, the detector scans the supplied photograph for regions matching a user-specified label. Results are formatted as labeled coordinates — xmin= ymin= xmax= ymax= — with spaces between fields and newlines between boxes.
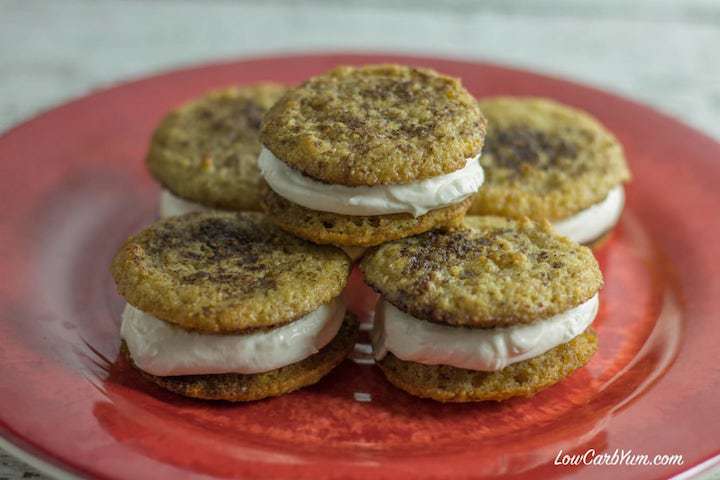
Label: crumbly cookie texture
xmin=378 ymin=328 xmax=597 ymax=402
xmin=111 ymin=212 xmax=351 ymax=333
xmin=361 ymin=216 xmax=602 ymax=327
xmin=123 ymin=314 xmax=358 ymax=401
xmin=261 ymin=182 xmax=469 ymax=247
xmin=470 ymin=97 xmax=630 ymax=220
xmin=261 ymin=64 xmax=486 ymax=186
xmin=147 ymin=83 xmax=287 ymax=211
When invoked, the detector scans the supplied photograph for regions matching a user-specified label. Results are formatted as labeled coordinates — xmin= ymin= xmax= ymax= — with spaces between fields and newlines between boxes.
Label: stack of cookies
xmin=111 ymin=63 xmax=629 ymax=402
xmin=112 ymin=212 xmax=356 ymax=401
xmin=258 ymin=65 xmax=485 ymax=259
xmin=363 ymin=217 xmax=602 ymax=402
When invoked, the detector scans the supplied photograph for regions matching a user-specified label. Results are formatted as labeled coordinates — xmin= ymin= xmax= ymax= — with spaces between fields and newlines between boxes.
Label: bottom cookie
xmin=261 ymin=182 xmax=470 ymax=247
xmin=377 ymin=329 xmax=597 ymax=402
xmin=123 ymin=314 xmax=358 ymax=401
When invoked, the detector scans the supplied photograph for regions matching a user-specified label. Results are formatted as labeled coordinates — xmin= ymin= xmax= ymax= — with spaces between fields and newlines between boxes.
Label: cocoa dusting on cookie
xmin=148 ymin=216 xmax=281 ymax=294
xmin=470 ymin=97 xmax=630 ymax=220
xmin=361 ymin=216 xmax=601 ymax=327
xmin=261 ymin=65 xmax=486 ymax=186
xmin=110 ymin=212 xmax=350 ymax=333
xmin=483 ymin=125 xmax=579 ymax=172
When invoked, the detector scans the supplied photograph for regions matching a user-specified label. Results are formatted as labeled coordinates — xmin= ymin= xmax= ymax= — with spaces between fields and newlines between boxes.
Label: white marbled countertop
xmin=1 ymin=0 xmax=719 ymax=478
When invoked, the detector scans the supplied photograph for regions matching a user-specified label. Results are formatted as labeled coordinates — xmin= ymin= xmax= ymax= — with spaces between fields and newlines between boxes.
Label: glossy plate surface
xmin=1 ymin=53 xmax=719 ymax=480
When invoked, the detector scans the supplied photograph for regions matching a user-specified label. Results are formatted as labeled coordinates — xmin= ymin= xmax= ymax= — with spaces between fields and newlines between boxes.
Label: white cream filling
xmin=159 ymin=189 xmax=213 ymax=218
xmin=121 ymin=299 xmax=345 ymax=376
xmin=258 ymin=147 xmax=484 ymax=217
xmin=552 ymin=186 xmax=624 ymax=244
xmin=372 ymin=293 xmax=598 ymax=371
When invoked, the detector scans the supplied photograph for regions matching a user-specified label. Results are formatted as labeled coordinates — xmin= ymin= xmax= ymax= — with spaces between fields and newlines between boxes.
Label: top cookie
xmin=261 ymin=64 xmax=486 ymax=186
xmin=361 ymin=216 xmax=602 ymax=327
xmin=111 ymin=212 xmax=351 ymax=333
xmin=470 ymin=97 xmax=630 ymax=220
xmin=147 ymin=83 xmax=287 ymax=211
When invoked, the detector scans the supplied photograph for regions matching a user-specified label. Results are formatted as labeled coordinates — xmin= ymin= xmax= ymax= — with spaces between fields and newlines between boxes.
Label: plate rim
xmin=0 ymin=433 xmax=80 ymax=480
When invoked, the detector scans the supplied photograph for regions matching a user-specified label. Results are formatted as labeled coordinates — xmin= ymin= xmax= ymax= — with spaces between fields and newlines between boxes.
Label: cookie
xmin=111 ymin=212 xmax=355 ymax=401
xmin=362 ymin=216 xmax=602 ymax=402
xmin=261 ymin=64 xmax=485 ymax=186
xmin=377 ymin=329 xmax=597 ymax=402
xmin=147 ymin=83 xmax=287 ymax=213
xmin=122 ymin=313 xmax=358 ymax=402
xmin=258 ymin=64 xmax=485 ymax=247
xmin=362 ymin=216 xmax=602 ymax=327
xmin=261 ymin=182 xmax=469 ymax=247
xmin=470 ymin=97 xmax=631 ymax=245
xmin=111 ymin=211 xmax=350 ymax=333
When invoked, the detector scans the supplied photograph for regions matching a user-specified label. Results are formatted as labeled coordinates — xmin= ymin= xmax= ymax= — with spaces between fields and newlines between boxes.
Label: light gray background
xmin=1 ymin=0 xmax=719 ymax=478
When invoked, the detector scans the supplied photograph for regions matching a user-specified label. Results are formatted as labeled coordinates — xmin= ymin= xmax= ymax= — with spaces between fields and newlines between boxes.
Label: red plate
xmin=1 ymin=53 xmax=719 ymax=480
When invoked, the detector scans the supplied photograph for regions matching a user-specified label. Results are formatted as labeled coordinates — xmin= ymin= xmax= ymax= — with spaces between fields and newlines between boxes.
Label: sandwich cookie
xmin=361 ymin=216 xmax=602 ymax=402
xmin=147 ymin=84 xmax=287 ymax=216
xmin=259 ymin=64 xmax=486 ymax=250
xmin=110 ymin=211 xmax=357 ymax=401
xmin=469 ymin=97 xmax=631 ymax=246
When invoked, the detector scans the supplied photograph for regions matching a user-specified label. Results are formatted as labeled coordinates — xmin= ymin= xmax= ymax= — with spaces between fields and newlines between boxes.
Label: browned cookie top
xmin=147 ymin=84 xmax=287 ymax=210
xmin=261 ymin=64 xmax=486 ymax=186
xmin=361 ymin=216 xmax=602 ymax=327
xmin=111 ymin=212 xmax=351 ymax=333
xmin=470 ymin=97 xmax=630 ymax=220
